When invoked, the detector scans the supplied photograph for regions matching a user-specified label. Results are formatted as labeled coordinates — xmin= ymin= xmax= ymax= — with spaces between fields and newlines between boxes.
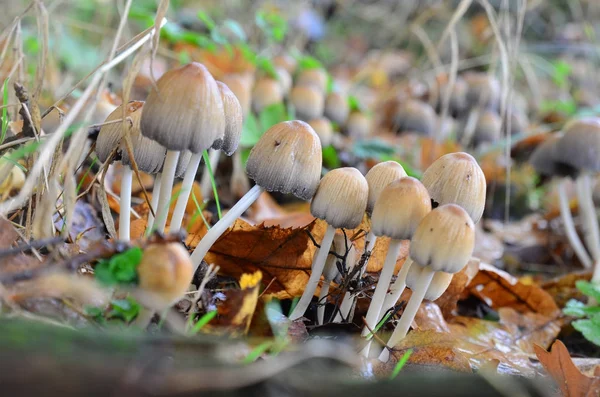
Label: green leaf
xmin=94 ymin=247 xmax=143 ymax=286
xmin=190 ymin=310 xmax=218 ymax=334
xmin=551 ymin=60 xmax=572 ymax=88
xmin=348 ymin=95 xmax=361 ymax=112
xmin=243 ymin=340 xmax=274 ymax=364
xmin=223 ymin=19 xmax=247 ymax=42
xmin=352 ymin=139 xmax=396 ymax=160
xmin=576 ymin=280 xmax=600 ymax=302
xmin=108 ymin=297 xmax=141 ymax=323
xmin=255 ymin=11 xmax=287 ymax=42
xmin=237 ymin=43 xmax=257 ymax=64
xmin=256 ymin=56 xmax=277 ymax=79
xmin=259 ymin=102 xmax=287 ymax=131
xmin=379 ymin=155 xmax=422 ymax=179
xmin=1 ymin=78 xmax=9 ymax=144
xmin=572 ymin=316 xmax=600 ymax=346
xmin=297 ymin=55 xmax=323 ymax=70
xmin=322 ymin=145 xmax=341 ymax=169
xmin=564 ymin=299 xmax=600 ymax=318
xmin=389 ymin=349 xmax=413 ymax=380
xmin=240 ymin=113 xmax=262 ymax=147
xmin=540 ymin=99 xmax=577 ymax=116
xmin=197 ymin=10 xmax=216 ymax=31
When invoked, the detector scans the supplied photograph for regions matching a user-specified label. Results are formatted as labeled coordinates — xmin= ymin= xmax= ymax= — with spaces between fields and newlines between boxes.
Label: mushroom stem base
xmin=559 ymin=178 xmax=592 ymax=268
xmin=119 ymin=167 xmax=133 ymax=241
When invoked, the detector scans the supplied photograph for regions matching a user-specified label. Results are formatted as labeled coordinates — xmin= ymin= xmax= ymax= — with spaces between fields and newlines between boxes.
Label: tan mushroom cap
xmin=553 ymin=117 xmax=600 ymax=173
xmin=212 ymin=81 xmax=243 ymax=156
xmin=421 ymin=152 xmax=487 ymax=223
xmin=345 ymin=111 xmax=371 ymax=140
xmin=273 ymin=54 xmax=297 ymax=74
xmin=473 ymin=110 xmax=502 ymax=146
xmin=311 ymin=167 xmax=369 ymax=229
xmin=406 ymin=265 xmax=453 ymax=301
xmin=395 ymin=99 xmax=436 ymax=136
xmin=434 ymin=76 xmax=468 ymax=114
xmin=140 ymin=62 xmax=225 ymax=153
xmin=221 ymin=74 xmax=252 ymax=117
xmin=252 ymin=77 xmax=283 ymax=114
xmin=365 ymin=161 xmax=408 ymax=214
xmin=464 ymin=72 xmax=500 ymax=110
xmin=325 ymin=92 xmax=350 ymax=125
xmin=290 ymin=85 xmax=325 ymax=121
xmin=308 ymin=117 xmax=334 ymax=147
xmin=136 ymin=243 xmax=194 ymax=309
xmin=96 ymin=101 xmax=166 ymax=174
xmin=371 ymin=177 xmax=431 ymax=240
xmin=246 ymin=120 xmax=322 ymax=200
xmin=529 ymin=134 xmax=568 ymax=177
xmin=296 ymin=68 xmax=329 ymax=93
xmin=410 ymin=204 xmax=475 ymax=273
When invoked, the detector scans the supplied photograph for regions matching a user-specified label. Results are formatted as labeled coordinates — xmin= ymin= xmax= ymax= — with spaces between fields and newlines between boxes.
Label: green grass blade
xmin=190 ymin=310 xmax=217 ymax=334
xmin=389 ymin=349 xmax=412 ymax=380
xmin=242 ymin=340 xmax=274 ymax=364
xmin=1 ymin=78 xmax=9 ymax=145
xmin=202 ymin=149 xmax=222 ymax=219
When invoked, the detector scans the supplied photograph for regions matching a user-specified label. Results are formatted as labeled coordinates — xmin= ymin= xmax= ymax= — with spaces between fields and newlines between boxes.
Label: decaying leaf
xmin=0 ymin=218 xmax=43 ymax=279
xmin=212 ymin=271 xmax=262 ymax=335
xmin=543 ymin=271 xmax=592 ymax=308
xmin=434 ymin=258 xmax=480 ymax=317
xmin=535 ymin=340 xmax=600 ymax=397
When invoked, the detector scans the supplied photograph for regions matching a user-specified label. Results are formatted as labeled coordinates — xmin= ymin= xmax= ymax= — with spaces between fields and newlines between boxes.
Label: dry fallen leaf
xmin=212 ymin=271 xmax=262 ymax=335
xmin=535 ymin=340 xmax=600 ymax=397
xmin=543 ymin=271 xmax=592 ymax=308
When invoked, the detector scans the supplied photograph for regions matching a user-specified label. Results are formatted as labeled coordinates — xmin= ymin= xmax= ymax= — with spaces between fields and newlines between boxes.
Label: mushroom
xmin=553 ymin=118 xmax=600 ymax=278
xmin=296 ymin=68 xmax=328 ymax=93
xmin=405 ymin=265 xmax=454 ymax=302
xmin=96 ymin=101 xmax=166 ymax=240
xmin=290 ymin=85 xmax=325 ymax=121
xmin=345 ymin=111 xmax=371 ymax=140
xmin=471 ymin=109 xmax=502 ymax=148
xmin=432 ymin=76 xmax=467 ymax=117
xmin=317 ymin=232 xmax=358 ymax=325
xmin=289 ymin=167 xmax=368 ymax=321
xmin=140 ymin=62 xmax=225 ymax=233
xmin=461 ymin=72 xmax=501 ymax=146
xmin=308 ymin=117 xmax=334 ymax=147
xmin=252 ymin=77 xmax=283 ymax=114
xmin=325 ymin=91 xmax=350 ymax=125
xmin=335 ymin=161 xmax=407 ymax=322
xmin=360 ymin=177 xmax=431 ymax=357
xmin=379 ymin=204 xmax=475 ymax=362
xmin=394 ymin=99 xmax=436 ymax=136
xmin=275 ymin=67 xmax=292 ymax=96
xmin=189 ymin=120 xmax=322 ymax=272
xmin=273 ymin=54 xmax=297 ymax=74
xmin=529 ymin=134 xmax=592 ymax=268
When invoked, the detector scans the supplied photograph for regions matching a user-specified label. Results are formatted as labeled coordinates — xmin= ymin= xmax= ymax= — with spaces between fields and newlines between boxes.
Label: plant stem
xmin=190 ymin=184 xmax=263 ymax=272
xmin=153 ymin=150 xmax=180 ymax=233
xmin=317 ymin=280 xmax=331 ymax=325
xmin=380 ymin=258 xmax=413 ymax=322
xmin=202 ymin=149 xmax=222 ymax=219
xmin=200 ymin=149 xmax=221 ymax=199
xmin=360 ymin=239 xmax=402 ymax=358
xmin=559 ymin=178 xmax=592 ymax=268
xmin=118 ymin=167 xmax=132 ymax=241
xmin=146 ymin=173 xmax=161 ymax=233
xmin=289 ymin=224 xmax=336 ymax=321
xmin=378 ymin=266 xmax=435 ymax=363
xmin=169 ymin=152 xmax=202 ymax=232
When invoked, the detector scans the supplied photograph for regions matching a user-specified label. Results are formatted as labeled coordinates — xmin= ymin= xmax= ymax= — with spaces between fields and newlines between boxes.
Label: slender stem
xmin=202 ymin=149 xmax=222 ymax=219
xmin=169 ymin=153 xmax=202 ymax=232
xmin=317 ymin=281 xmax=331 ymax=325
xmin=118 ymin=167 xmax=132 ymax=241
xmin=378 ymin=266 xmax=435 ymax=363
xmin=360 ymin=239 xmax=402 ymax=357
xmin=559 ymin=178 xmax=592 ymax=268
xmin=153 ymin=150 xmax=180 ymax=233
xmin=289 ymin=224 xmax=337 ymax=321
xmin=577 ymin=174 xmax=600 ymax=264
xmin=460 ymin=107 xmax=479 ymax=147
xmin=146 ymin=173 xmax=161 ymax=233
xmin=201 ymin=149 xmax=221 ymax=199
xmin=190 ymin=185 xmax=263 ymax=272
xmin=380 ymin=257 xmax=413 ymax=322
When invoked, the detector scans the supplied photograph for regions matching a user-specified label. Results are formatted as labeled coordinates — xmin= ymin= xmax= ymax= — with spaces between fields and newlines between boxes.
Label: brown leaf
xmin=435 ymin=258 xmax=480 ymax=317
xmin=535 ymin=340 xmax=600 ymax=397
xmin=212 ymin=271 xmax=262 ymax=335
xmin=0 ymin=218 xmax=44 ymax=279
xmin=543 ymin=271 xmax=592 ymax=308
xmin=463 ymin=262 xmax=560 ymax=317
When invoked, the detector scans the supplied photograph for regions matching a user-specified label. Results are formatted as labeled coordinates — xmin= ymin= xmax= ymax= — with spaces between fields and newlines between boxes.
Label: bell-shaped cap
xmin=395 ymin=99 xmax=436 ymax=136
xmin=345 ymin=111 xmax=371 ymax=140
xmin=464 ymin=72 xmax=500 ymax=110
xmin=290 ymin=85 xmax=325 ymax=121
xmin=296 ymin=68 xmax=328 ymax=93
xmin=365 ymin=161 xmax=407 ymax=214
xmin=325 ymin=92 xmax=350 ymax=125
xmin=252 ymin=77 xmax=283 ymax=113
xmin=308 ymin=117 xmax=334 ymax=147
xmin=553 ymin=117 xmax=600 ymax=173
xmin=221 ymin=73 xmax=252 ymax=117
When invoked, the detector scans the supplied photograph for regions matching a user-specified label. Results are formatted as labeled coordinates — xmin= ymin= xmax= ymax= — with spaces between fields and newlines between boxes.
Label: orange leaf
xmin=535 ymin=340 xmax=600 ymax=397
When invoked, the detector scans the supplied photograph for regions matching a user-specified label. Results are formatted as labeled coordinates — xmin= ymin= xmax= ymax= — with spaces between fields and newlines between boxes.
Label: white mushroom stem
xmin=379 ymin=257 xmax=414 ymax=322
xmin=334 ymin=231 xmax=377 ymax=322
xmin=169 ymin=153 xmax=203 ymax=231
xmin=576 ymin=173 xmax=600 ymax=267
xmin=559 ymin=179 xmax=593 ymax=268
xmin=200 ymin=149 xmax=221 ymax=199
xmin=153 ymin=150 xmax=180 ymax=233
xmin=360 ymin=239 xmax=402 ymax=358
xmin=317 ymin=280 xmax=332 ymax=325
xmin=119 ymin=167 xmax=133 ymax=240
xmin=378 ymin=266 xmax=435 ymax=363
xmin=460 ymin=107 xmax=480 ymax=147
xmin=146 ymin=173 xmax=162 ymax=233
xmin=190 ymin=184 xmax=263 ymax=272
xmin=289 ymin=224 xmax=336 ymax=321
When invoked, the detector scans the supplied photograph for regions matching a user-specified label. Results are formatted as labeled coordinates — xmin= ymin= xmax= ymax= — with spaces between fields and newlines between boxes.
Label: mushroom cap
xmin=325 ymin=92 xmax=350 ymax=125
xmin=246 ymin=120 xmax=322 ymax=200
xmin=464 ymin=72 xmax=500 ymax=110
xmin=365 ymin=161 xmax=408 ymax=214
xmin=421 ymin=152 xmax=487 ymax=223
xmin=136 ymin=242 xmax=194 ymax=309
xmin=220 ymin=73 xmax=252 ymax=117
xmin=252 ymin=77 xmax=283 ymax=113
xmin=394 ymin=99 xmax=436 ymax=136
xmin=434 ymin=76 xmax=468 ymax=115
xmin=371 ymin=177 xmax=432 ymax=240
xmin=275 ymin=67 xmax=292 ymax=95
xmin=296 ymin=68 xmax=328 ymax=93
xmin=290 ymin=85 xmax=325 ymax=121
xmin=553 ymin=117 xmax=600 ymax=173
xmin=140 ymin=62 xmax=225 ymax=153
xmin=473 ymin=110 xmax=502 ymax=146
xmin=96 ymin=101 xmax=166 ymax=174
xmin=212 ymin=81 xmax=243 ymax=156
xmin=273 ymin=54 xmax=297 ymax=74
xmin=308 ymin=117 xmax=334 ymax=147
xmin=323 ymin=232 xmax=357 ymax=283
xmin=406 ymin=265 xmax=453 ymax=301
xmin=410 ymin=204 xmax=475 ymax=273
xmin=311 ymin=167 xmax=368 ymax=229
xmin=529 ymin=134 xmax=573 ymax=177
xmin=345 ymin=111 xmax=371 ymax=140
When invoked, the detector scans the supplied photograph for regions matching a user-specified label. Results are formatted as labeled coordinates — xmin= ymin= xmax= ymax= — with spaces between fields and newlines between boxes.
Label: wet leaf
xmin=535 ymin=340 xmax=600 ymax=397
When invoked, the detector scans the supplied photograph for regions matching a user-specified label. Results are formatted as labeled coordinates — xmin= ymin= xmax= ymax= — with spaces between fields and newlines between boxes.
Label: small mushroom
xmin=308 ymin=117 xmax=334 ymax=147
xmin=252 ymin=77 xmax=283 ymax=114
xmin=273 ymin=54 xmax=297 ymax=74
xmin=394 ymin=99 xmax=436 ymax=136
xmin=290 ymin=85 xmax=325 ymax=121
xmin=345 ymin=111 xmax=371 ymax=140
xmin=289 ymin=167 xmax=368 ymax=321
xmin=296 ymin=68 xmax=328 ymax=93
xmin=325 ymin=91 xmax=350 ymax=125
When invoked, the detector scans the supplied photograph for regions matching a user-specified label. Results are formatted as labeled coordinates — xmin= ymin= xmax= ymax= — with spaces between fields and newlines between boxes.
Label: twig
xmin=0 ymin=236 xmax=63 ymax=259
